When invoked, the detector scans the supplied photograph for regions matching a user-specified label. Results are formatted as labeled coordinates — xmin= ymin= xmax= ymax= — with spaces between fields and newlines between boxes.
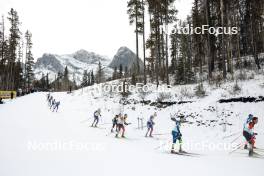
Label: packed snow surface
xmin=0 ymin=77 xmax=264 ymax=176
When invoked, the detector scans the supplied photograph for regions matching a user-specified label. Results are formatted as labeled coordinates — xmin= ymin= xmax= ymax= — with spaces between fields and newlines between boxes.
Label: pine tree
xmin=7 ymin=8 xmax=21 ymax=90
xmin=127 ymin=0 xmax=143 ymax=75
xmin=82 ymin=70 xmax=88 ymax=87
xmin=124 ymin=66 xmax=129 ymax=78
xmin=96 ymin=61 xmax=105 ymax=84
xmin=46 ymin=73 xmax=50 ymax=89
xmin=112 ymin=66 xmax=118 ymax=80
xmin=0 ymin=16 xmax=5 ymax=89
xmin=25 ymin=30 xmax=35 ymax=89
xmin=64 ymin=66 xmax=69 ymax=80
xmin=170 ymin=27 xmax=180 ymax=74
xmin=90 ymin=70 xmax=95 ymax=85
xmin=141 ymin=0 xmax=147 ymax=84
xmin=87 ymin=72 xmax=91 ymax=86
xmin=119 ymin=64 xmax=123 ymax=79
xmin=63 ymin=66 xmax=69 ymax=90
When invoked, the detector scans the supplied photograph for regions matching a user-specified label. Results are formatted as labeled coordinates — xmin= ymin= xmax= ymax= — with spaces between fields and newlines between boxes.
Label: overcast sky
xmin=0 ymin=0 xmax=193 ymax=59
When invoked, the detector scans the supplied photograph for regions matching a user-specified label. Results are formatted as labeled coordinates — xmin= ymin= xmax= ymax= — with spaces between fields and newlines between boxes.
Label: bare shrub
xmin=157 ymin=92 xmax=172 ymax=102
xmin=194 ymin=83 xmax=206 ymax=97
xmin=179 ymin=87 xmax=193 ymax=99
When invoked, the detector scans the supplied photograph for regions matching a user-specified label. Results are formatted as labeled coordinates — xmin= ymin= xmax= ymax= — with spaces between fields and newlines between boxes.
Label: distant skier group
xmin=90 ymin=109 xmax=186 ymax=153
xmin=91 ymin=109 xmax=132 ymax=138
xmin=90 ymin=108 xmax=261 ymax=156
xmin=46 ymin=93 xmax=60 ymax=112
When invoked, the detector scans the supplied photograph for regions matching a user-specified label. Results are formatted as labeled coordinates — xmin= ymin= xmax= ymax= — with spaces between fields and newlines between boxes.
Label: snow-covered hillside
xmin=34 ymin=49 xmax=113 ymax=84
xmin=0 ymin=75 xmax=264 ymax=176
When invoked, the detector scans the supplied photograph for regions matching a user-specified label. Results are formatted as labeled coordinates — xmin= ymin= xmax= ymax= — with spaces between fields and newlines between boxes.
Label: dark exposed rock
xmin=219 ymin=96 xmax=264 ymax=103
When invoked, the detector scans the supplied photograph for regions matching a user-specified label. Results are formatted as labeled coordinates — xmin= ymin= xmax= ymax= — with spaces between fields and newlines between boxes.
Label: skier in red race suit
xmin=243 ymin=117 xmax=258 ymax=156
xmin=115 ymin=114 xmax=130 ymax=138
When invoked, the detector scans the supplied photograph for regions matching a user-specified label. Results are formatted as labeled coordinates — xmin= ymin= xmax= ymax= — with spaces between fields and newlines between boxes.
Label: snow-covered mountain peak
xmin=34 ymin=50 xmax=113 ymax=84
xmin=71 ymin=49 xmax=108 ymax=64
xmin=109 ymin=46 xmax=143 ymax=71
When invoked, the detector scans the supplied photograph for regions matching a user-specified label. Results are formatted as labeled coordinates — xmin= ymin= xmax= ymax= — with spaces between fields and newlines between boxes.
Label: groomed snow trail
xmin=0 ymin=92 xmax=263 ymax=176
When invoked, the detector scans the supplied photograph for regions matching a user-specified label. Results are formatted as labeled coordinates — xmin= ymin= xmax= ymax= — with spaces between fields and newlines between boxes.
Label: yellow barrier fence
xmin=0 ymin=91 xmax=17 ymax=99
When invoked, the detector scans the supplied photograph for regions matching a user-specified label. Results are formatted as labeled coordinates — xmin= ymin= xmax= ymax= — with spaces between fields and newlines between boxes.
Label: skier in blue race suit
xmin=145 ymin=112 xmax=157 ymax=137
xmin=171 ymin=117 xmax=183 ymax=153
xmin=91 ymin=109 xmax=101 ymax=127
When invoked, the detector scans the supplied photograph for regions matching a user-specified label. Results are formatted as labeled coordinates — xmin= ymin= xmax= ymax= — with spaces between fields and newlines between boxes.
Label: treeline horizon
xmin=1 ymin=0 xmax=264 ymax=92
xmin=125 ymin=0 xmax=264 ymax=87
xmin=0 ymin=8 xmax=35 ymax=92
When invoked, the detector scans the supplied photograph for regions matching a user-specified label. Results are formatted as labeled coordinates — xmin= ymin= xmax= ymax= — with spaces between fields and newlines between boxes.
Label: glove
xmin=171 ymin=118 xmax=176 ymax=121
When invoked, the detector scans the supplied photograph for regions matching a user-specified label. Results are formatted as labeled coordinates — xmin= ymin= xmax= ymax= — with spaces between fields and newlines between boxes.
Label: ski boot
xmin=171 ymin=144 xmax=176 ymax=154
xmin=248 ymin=144 xmax=253 ymax=157
xmin=244 ymin=144 xmax=248 ymax=149
xmin=179 ymin=145 xmax=185 ymax=153
xmin=171 ymin=150 xmax=177 ymax=154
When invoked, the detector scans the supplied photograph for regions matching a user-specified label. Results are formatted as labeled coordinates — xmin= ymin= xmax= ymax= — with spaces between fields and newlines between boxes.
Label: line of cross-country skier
xmin=46 ymin=93 xmax=60 ymax=112
xmin=44 ymin=93 xmax=260 ymax=156
xmin=91 ymin=108 xmax=259 ymax=156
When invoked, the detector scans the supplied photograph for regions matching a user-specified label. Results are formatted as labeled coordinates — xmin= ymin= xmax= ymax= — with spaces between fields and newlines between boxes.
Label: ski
xmin=114 ymin=136 xmax=139 ymax=141
xmin=252 ymin=152 xmax=264 ymax=158
xmin=234 ymin=152 xmax=264 ymax=159
xmin=106 ymin=131 xmax=115 ymax=136
xmin=248 ymin=152 xmax=264 ymax=159
xmin=100 ymin=122 xmax=112 ymax=126
xmin=144 ymin=136 xmax=163 ymax=140
xmin=152 ymin=133 xmax=170 ymax=136
xmin=80 ymin=119 xmax=90 ymax=123
xmin=179 ymin=150 xmax=202 ymax=156
xmin=229 ymin=143 xmax=244 ymax=155
xmin=90 ymin=126 xmax=106 ymax=129
xmin=255 ymin=148 xmax=264 ymax=152
xmin=170 ymin=151 xmax=197 ymax=157
xmin=154 ymin=141 xmax=170 ymax=150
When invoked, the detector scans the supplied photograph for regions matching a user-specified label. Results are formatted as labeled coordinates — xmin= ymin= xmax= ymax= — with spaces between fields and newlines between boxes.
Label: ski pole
xmin=137 ymin=117 xmax=140 ymax=130
xmin=154 ymin=139 xmax=170 ymax=150
xmin=222 ymin=131 xmax=241 ymax=139
xmin=140 ymin=118 xmax=144 ymax=130
xmin=106 ymin=131 xmax=113 ymax=136
xmin=229 ymin=142 xmax=244 ymax=155
xmin=134 ymin=125 xmax=146 ymax=130
xmin=153 ymin=133 xmax=170 ymax=136
xmin=230 ymin=134 xmax=242 ymax=144
xmin=100 ymin=122 xmax=112 ymax=126
xmin=80 ymin=119 xmax=90 ymax=123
